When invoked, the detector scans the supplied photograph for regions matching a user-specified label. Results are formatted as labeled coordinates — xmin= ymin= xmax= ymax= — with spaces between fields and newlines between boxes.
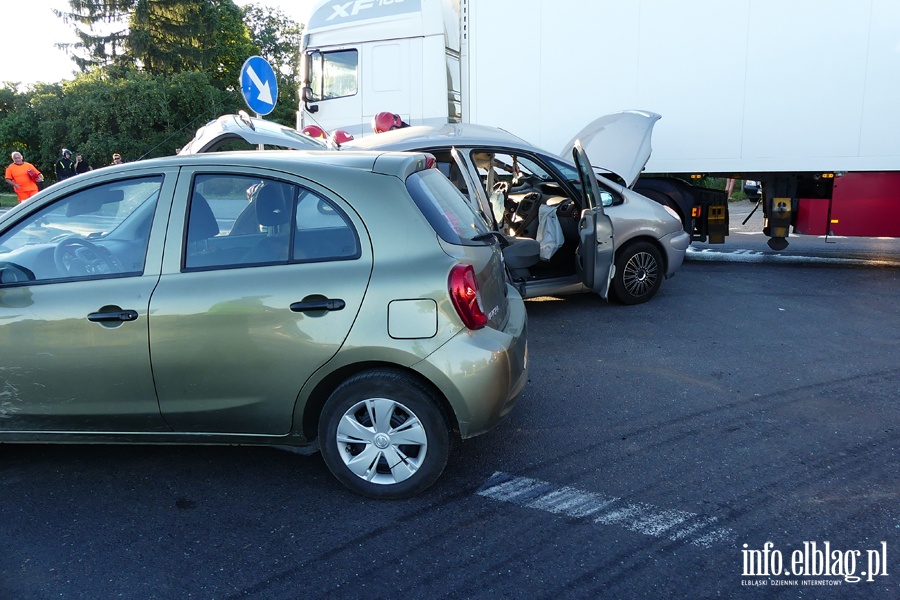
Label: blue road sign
xmin=240 ymin=56 xmax=278 ymax=116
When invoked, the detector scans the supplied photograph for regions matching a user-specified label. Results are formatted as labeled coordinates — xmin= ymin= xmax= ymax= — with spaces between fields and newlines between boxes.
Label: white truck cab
xmin=299 ymin=0 xmax=460 ymax=139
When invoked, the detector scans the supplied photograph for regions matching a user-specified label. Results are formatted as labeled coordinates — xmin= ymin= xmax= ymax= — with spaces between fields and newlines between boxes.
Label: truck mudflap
xmin=706 ymin=202 xmax=729 ymax=244
xmin=633 ymin=177 xmax=729 ymax=243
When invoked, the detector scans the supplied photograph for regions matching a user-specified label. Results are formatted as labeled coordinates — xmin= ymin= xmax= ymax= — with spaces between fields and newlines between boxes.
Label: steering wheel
xmin=491 ymin=180 xmax=510 ymax=202
xmin=54 ymin=237 xmax=123 ymax=277
xmin=508 ymin=191 xmax=543 ymax=236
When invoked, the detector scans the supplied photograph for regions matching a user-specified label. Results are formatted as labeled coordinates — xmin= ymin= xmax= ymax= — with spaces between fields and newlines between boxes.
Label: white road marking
xmin=477 ymin=472 xmax=735 ymax=548
xmin=686 ymin=247 xmax=900 ymax=267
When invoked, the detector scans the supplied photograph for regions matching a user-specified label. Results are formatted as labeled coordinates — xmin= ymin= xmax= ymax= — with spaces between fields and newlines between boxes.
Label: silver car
xmin=346 ymin=112 xmax=690 ymax=304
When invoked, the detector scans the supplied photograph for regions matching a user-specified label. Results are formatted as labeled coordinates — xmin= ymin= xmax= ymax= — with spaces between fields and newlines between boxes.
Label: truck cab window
xmin=308 ymin=50 xmax=358 ymax=101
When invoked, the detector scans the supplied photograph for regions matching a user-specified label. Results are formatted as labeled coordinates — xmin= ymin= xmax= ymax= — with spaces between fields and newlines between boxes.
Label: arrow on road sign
xmin=246 ymin=65 xmax=273 ymax=105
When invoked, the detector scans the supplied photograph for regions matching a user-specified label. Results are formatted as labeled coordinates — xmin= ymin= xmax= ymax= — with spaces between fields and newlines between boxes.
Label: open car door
xmin=573 ymin=140 xmax=615 ymax=298
xmin=450 ymin=146 xmax=498 ymax=229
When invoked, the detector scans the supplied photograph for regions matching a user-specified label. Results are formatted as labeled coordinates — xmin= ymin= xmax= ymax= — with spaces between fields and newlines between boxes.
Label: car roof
xmin=98 ymin=150 xmax=435 ymax=181
xmin=179 ymin=113 xmax=328 ymax=154
xmin=343 ymin=123 xmax=541 ymax=154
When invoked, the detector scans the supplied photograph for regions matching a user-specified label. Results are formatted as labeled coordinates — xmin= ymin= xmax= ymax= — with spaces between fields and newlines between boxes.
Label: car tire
xmin=318 ymin=369 xmax=450 ymax=499
xmin=611 ymin=241 xmax=663 ymax=305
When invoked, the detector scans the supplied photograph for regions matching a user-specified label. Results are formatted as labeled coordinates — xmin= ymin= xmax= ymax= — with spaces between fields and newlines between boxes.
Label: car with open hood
xmin=345 ymin=111 xmax=690 ymax=304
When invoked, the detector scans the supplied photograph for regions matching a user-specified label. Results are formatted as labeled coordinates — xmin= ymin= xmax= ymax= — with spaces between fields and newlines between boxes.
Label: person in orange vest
xmin=5 ymin=151 xmax=44 ymax=203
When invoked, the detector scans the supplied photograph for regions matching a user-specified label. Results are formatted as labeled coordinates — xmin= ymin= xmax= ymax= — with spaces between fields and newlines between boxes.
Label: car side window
xmin=294 ymin=189 xmax=361 ymax=262
xmin=183 ymin=174 xmax=359 ymax=270
xmin=0 ymin=176 xmax=162 ymax=285
xmin=406 ymin=169 xmax=490 ymax=245
xmin=431 ymin=152 xmax=469 ymax=196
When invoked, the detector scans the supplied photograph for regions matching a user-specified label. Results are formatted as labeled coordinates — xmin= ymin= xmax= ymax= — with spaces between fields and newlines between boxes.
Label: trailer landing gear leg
xmin=762 ymin=175 xmax=797 ymax=251
xmin=764 ymin=197 xmax=794 ymax=250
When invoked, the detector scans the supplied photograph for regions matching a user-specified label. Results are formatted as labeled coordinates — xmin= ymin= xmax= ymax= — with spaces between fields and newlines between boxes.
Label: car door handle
xmin=290 ymin=299 xmax=345 ymax=312
xmin=87 ymin=309 xmax=139 ymax=322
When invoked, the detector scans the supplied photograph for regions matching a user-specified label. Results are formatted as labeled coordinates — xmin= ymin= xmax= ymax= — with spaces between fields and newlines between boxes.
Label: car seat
xmin=242 ymin=184 xmax=291 ymax=263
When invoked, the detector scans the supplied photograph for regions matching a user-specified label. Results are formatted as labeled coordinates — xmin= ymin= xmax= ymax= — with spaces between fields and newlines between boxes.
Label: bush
xmin=1 ymin=69 xmax=243 ymax=179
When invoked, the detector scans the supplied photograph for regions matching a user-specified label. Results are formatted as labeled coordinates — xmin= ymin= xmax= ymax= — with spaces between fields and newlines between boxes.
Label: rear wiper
xmin=473 ymin=231 xmax=511 ymax=248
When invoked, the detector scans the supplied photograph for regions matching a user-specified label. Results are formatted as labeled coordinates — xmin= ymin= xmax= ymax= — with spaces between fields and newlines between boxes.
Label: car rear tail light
xmin=424 ymin=153 xmax=437 ymax=169
xmin=449 ymin=264 xmax=487 ymax=330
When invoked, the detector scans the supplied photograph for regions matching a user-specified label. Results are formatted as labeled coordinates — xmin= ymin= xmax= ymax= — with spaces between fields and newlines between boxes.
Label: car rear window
xmin=406 ymin=169 xmax=490 ymax=245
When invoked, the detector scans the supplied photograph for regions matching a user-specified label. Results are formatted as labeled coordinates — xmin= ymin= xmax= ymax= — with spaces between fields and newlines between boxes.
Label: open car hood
xmin=179 ymin=112 xmax=328 ymax=155
xmin=559 ymin=110 xmax=661 ymax=188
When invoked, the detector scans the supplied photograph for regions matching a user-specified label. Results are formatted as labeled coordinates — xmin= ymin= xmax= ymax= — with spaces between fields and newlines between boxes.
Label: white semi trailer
xmin=299 ymin=0 xmax=900 ymax=249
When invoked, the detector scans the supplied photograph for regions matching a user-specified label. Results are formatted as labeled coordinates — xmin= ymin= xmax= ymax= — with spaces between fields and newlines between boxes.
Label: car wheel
xmin=319 ymin=369 xmax=450 ymax=499
xmin=611 ymin=241 xmax=663 ymax=305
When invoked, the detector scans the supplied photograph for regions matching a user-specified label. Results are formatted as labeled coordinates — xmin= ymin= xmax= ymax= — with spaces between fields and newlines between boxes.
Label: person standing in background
xmin=74 ymin=154 xmax=92 ymax=175
xmin=54 ymin=149 xmax=76 ymax=181
xmin=5 ymin=151 xmax=44 ymax=203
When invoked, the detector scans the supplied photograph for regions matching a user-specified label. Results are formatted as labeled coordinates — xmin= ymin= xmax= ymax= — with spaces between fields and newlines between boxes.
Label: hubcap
xmin=335 ymin=398 xmax=428 ymax=485
xmin=623 ymin=251 xmax=658 ymax=297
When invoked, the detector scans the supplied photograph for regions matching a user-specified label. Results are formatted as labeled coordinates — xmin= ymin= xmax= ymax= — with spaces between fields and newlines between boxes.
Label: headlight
xmin=662 ymin=204 xmax=681 ymax=223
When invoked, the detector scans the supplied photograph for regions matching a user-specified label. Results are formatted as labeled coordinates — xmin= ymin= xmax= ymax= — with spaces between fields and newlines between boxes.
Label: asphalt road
xmin=1 ymin=214 xmax=898 ymax=599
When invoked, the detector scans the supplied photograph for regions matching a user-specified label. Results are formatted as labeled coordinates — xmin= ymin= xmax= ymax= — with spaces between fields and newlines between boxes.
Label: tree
xmin=241 ymin=3 xmax=303 ymax=126
xmin=54 ymin=0 xmax=135 ymax=72
xmin=56 ymin=0 xmax=257 ymax=88
xmin=1 ymin=1 xmax=307 ymax=177
xmin=242 ymin=4 xmax=302 ymax=81
xmin=0 ymin=72 xmax=241 ymax=178
xmin=0 ymin=83 xmax=46 ymax=167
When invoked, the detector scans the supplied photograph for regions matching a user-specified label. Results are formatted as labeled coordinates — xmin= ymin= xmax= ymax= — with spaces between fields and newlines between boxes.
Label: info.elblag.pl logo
xmin=741 ymin=541 xmax=889 ymax=586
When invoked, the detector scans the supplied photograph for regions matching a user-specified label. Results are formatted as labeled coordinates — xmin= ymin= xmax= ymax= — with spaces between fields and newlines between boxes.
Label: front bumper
xmin=662 ymin=230 xmax=691 ymax=277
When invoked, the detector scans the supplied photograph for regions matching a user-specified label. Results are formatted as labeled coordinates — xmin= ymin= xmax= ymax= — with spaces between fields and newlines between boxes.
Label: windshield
xmin=545 ymin=154 xmax=617 ymax=208
xmin=545 ymin=155 xmax=579 ymax=182
xmin=307 ymin=50 xmax=358 ymax=101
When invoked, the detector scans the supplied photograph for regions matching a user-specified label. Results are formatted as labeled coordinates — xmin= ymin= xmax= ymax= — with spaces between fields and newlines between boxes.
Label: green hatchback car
xmin=0 ymin=151 xmax=528 ymax=498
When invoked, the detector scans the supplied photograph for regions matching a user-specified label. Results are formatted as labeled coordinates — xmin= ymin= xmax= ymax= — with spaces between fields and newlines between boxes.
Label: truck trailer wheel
xmin=611 ymin=242 xmax=663 ymax=305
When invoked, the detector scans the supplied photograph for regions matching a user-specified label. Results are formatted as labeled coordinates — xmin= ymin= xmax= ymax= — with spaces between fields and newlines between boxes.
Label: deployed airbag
xmin=537 ymin=204 xmax=564 ymax=260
